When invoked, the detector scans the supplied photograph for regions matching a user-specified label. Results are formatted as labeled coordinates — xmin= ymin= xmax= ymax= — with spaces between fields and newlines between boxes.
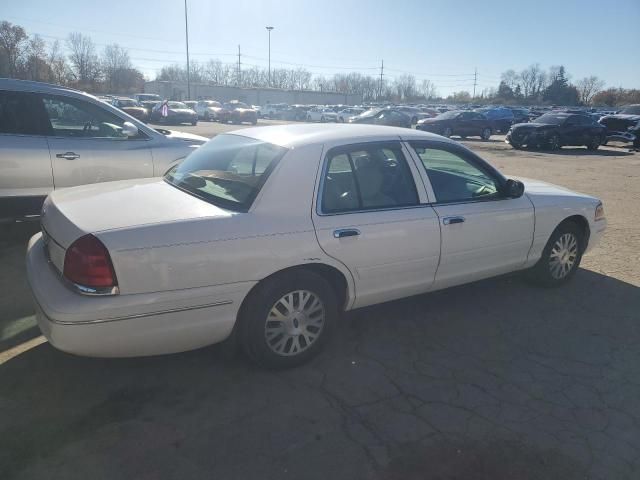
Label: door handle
xmin=333 ymin=228 xmax=361 ymax=238
xmin=443 ymin=216 xmax=465 ymax=225
xmin=56 ymin=152 xmax=80 ymax=160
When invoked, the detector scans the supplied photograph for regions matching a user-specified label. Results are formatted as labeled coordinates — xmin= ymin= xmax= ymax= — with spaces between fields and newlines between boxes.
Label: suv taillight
xmin=63 ymin=235 xmax=118 ymax=291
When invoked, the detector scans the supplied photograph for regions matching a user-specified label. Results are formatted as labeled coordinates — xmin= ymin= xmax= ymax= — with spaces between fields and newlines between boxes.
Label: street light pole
xmin=184 ymin=0 xmax=191 ymax=99
xmin=266 ymin=26 xmax=274 ymax=87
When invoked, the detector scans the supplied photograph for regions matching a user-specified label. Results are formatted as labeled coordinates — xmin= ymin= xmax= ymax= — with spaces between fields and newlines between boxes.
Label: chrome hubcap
xmin=549 ymin=233 xmax=578 ymax=279
xmin=264 ymin=290 xmax=325 ymax=356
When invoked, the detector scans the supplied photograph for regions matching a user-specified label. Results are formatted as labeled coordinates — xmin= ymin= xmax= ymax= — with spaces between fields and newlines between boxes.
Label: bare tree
xmin=420 ymin=79 xmax=438 ymax=100
xmin=24 ymin=34 xmax=51 ymax=81
xmin=0 ymin=21 xmax=29 ymax=77
xmin=49 ymin=40 xmax=70 ymax=85
xmin=501 ymin=69 xmax=519 ymax=90
xmin=520 ymin=63 xmax=544 ymax=98
xmin=101 ymin=44 xmax=131 ymax=90
xmin=576 ymin=76 xmax=605 ymax=105
xmin=67 ymin=32 xmax=100 ymax=83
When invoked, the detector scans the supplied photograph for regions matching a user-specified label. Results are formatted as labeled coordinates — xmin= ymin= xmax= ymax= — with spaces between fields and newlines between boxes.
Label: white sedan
xmin=306 ymin=107 xmax=338 ymax=122
xmin=27 ymin=124 xmax=606 ymax=368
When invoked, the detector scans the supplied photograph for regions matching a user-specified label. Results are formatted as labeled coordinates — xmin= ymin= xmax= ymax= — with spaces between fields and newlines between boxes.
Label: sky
xmin=3 ymin=0 xmax=639 ymax=96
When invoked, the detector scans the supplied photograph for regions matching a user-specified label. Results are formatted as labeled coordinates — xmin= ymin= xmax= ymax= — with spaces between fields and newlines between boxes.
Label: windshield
xmin=118 ymin=100 xmax=137 ymax=107
xmin=168 ymin=102 xmax=187 ymax=109
xmin=137 ymin=94 xmax=160 ymax=101
xmin=164 ymin=134 xmax=287 ymax=211
xmin=436 ymin=111 xmax=460 ymax=120
xmin=619 ymin=105 xmax=640 ymax=115
xmin=533 ymin=114 xmax=565 ymax=125
xmin=205 ymin=101 xmax=221 ymax=107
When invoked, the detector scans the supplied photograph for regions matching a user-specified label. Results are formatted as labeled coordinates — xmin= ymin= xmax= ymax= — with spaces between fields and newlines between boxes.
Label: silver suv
xmin=0 ymin=79 xmax=207 ymax=222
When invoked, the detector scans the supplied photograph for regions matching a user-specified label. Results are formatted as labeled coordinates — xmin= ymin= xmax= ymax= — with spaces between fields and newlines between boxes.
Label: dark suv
xmin=506 ymin=113 xmax=606 ymax=150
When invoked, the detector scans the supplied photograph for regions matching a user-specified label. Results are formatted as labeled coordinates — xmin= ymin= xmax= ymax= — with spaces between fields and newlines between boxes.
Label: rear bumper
xmin=26 ymin=233 xmax=255 ymax=357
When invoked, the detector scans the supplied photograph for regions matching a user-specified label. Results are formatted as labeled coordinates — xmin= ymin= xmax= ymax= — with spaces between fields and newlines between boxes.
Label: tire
xmin=320 ymin=116 xmax=326 ymax=123
xmin=338 ymin=117 xmax=344 ymax=123
xmin=191 ymin=121 xmax=197 ymax=126
xmin=239 ymin=270 xmax=338 ymax=369
xmin=527 ymin=221 xmax=584 ymax=287
xmin=411 ymin=116 xmax=418 ymax=125
xmin=443 ymin=127 xmax=453 ymax=138
xmin=204 ymin=112 xmax=211 ymax=122
xmin=587 ymin=135 xmax=600 ymax=151
xmin=251 ymin=118 xmax=258 ymax=125
xmin=510 ymin=142 xmax=523 ymax=150
xmin=307 ymin=115 xmax=312 ymax=122
xmin=480 ymin=127 xmax=492 ymax=140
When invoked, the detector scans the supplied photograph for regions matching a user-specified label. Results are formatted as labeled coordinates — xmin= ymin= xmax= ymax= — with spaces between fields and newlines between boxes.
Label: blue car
xmin=475 ymin=107 xmax=514 ymax=133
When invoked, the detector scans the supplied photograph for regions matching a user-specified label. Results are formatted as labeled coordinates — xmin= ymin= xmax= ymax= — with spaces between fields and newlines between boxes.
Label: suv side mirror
xmin=122 ymin=121 xmax=139 ymax=138
xmin=504 ymin=179 xmax=525 ymax=198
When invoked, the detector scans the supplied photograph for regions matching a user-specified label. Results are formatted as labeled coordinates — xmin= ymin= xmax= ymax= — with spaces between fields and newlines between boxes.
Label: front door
xmin=312 ymin=141 xmax=441 ymax=308
xmin=39 ymin=93 xmax=153 ymax=189
xmin=407 ymin=140 xmax=535 ymax=289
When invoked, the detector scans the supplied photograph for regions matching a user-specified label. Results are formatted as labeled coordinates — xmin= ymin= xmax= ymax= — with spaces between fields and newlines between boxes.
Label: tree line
xmin=2 ymin=20 xmax=639 ymax=106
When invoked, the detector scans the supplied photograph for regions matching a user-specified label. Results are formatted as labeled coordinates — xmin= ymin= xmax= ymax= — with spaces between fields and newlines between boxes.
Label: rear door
xmin=312 ymin=141 xmax=441 ymax=308
xmin=40 ymin=93 xmax=153 ymax=188
xmin=0 ymin=90 xmax=53 ymax=219
xmin=560 ymin=115 xmax=584 ymax=146
xmin=407 ymin=140 xmax=534 ymax=289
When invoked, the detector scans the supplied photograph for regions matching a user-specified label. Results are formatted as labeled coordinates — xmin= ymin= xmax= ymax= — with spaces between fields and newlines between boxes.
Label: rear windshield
xmin=164 ymin=134 xmax=287 ymax=211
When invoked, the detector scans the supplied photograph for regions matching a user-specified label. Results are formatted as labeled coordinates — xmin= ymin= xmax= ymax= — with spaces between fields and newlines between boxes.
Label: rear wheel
xmin=443 ymin=127 xmax=453 ymax=138
xmin=481 ymin=127 xmax=492 ymax=140
xmin=528 ymin=222 xmax=584 ymax=287
xmin=587 ymin=135 xmax=601 ymax=151
xmin=320 ymin=115 xmax=326 ymax=123
xmin=239 ymin=271 xmax=338 ymax=369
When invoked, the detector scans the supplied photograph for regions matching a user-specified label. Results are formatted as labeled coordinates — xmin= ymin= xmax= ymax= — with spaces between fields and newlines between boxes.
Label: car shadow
xmin=1 ymin=267 xmax=638 ymax=479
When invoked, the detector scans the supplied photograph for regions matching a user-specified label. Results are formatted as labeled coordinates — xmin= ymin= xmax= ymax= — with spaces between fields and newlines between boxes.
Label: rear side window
xmin=165 ymin=134 xmax=287 ymax=212
xmin=321 ymin=143 xmax=419 ymax=213
xmin=0 ymin=90 xmax=50 ymax=136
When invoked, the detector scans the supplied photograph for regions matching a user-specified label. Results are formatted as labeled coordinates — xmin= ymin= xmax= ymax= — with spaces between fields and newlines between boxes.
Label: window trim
xmin=316 ymin=140 xmax=423 ymax=216
xmin=407 ymin=140 xmax=510 ymax=206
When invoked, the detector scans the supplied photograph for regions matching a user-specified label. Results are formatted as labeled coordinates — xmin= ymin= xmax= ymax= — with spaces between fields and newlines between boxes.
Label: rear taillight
xmin=63 ymin=235 xmax=118 ymax=292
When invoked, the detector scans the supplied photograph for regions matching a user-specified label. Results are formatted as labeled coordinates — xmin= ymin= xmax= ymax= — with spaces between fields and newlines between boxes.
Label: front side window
xmin=321 ymin=143 xmax=419 ymax=213
xmin=165 ymin=134 xmax=287 ymax=212
xmin=411 ymin=143 xmax=501 ymax=203
xmin=41 ymin=95 xmax=133 ymax=139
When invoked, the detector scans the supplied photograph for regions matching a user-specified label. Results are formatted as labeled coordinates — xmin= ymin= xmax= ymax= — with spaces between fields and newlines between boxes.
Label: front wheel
xmin=527 ymin=222 xmax=584 ymax=287
xmin=480 ymin=127 xmax=492 ymax=140
xmin=443 ymin=127 xmax=453 ymax=138
xmin=239 ymin=271 xmax=338 ymax=368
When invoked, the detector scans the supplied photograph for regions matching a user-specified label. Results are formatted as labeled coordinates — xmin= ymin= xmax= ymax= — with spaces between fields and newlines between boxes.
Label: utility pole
xmin=184 ymin=0 xmax=191 ymax=99
xmin=266 ymin=26 xmax=274 ymax=87
xmin=473 ymin=67 xmax=477 ymax=99
xmin=237 ymin=45 xmax=241 ymax=86
xmin=379 ymin=59 xmax=384 ymax=100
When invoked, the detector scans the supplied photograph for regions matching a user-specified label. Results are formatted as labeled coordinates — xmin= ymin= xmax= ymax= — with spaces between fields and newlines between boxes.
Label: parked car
xmin=416 ymin=111 xmax=493 ymax=140
xmin=262 ymin=103 xmax=288 ymax=118
xmin=336 ymin=107 xmax=364 ymax=122
xmin=0 ymin=79 xmax=207 ymax=222
xmin=598 ymin=104 xmax=640 ymax=147
xmin=475 ymin=107 xmax=514 ymax=133
xmin=195 ymin=100 xmax=226 ymax=121
xmin=506 ymin=113 xmax=606 ymax=150
xmin=306 ymin=107 xmax=338 ymax=122
xmin=26 ymin=124 xmax=606 ymax=367
xmin=348 ymin=109 xmax=412 ymax=128
xmin=277 ymin=105 xmax=310 ymax=121
xmin=223 ymin=102 xmax=258 ymax=125
xmin=393 ymin=106 xmax=423 ymax=124
xmin=111 ymin=97 xmax=149 ymax=122
xmin=510 ymin=108 xmax=530 ymax=125
xmin=150 ymin=101 xmax=199 ymax=125
xmin=134 ymin=93 xmax=161 ymax=103
xmin=183 ymin=101 xmax=198 ymax=111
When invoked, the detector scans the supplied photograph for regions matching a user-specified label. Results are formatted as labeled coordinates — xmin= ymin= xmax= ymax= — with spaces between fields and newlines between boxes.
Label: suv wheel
xmin=481 ymin=127 xmax=492 ymax=140
xmin=587 ymin=135 xmax=601 ymax=151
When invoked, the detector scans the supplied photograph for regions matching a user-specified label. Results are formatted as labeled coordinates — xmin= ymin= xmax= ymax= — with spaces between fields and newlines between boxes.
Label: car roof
xmin=0 ymin=78 xmax=89 ymax=96
xmin=228 ymin=123 xmax=456 ymax=148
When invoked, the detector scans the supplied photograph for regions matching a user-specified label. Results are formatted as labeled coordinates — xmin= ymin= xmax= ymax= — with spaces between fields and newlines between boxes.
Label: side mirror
xmin=504 ymin=179 xmax=525 ymax=198
xmin=122 ymin=121 xmax=139 ymax=138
